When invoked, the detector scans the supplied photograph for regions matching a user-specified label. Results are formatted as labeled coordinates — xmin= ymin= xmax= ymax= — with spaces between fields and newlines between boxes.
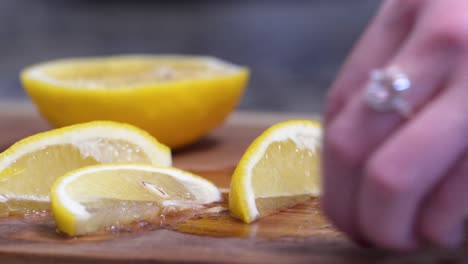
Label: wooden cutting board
xmin=0 ymin=102 xmax=464 ymax=264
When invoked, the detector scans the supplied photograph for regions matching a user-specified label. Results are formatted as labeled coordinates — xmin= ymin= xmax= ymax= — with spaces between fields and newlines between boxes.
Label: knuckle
xmin=325 ymin=123 xmax=360 ymax=168
xmin=425 ymin=18 xmax=468 ymax=51
xmin=364 ymin=158 xmax=412 ymax=199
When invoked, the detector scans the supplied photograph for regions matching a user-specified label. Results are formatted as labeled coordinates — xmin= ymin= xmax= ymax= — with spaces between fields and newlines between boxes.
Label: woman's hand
xmin=323 ymin=0 xmax=468 ymax=250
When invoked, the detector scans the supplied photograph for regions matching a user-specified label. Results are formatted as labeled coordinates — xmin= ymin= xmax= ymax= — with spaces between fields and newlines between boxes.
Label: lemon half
xmin=21 ymin=55 xmax=250 ymax=148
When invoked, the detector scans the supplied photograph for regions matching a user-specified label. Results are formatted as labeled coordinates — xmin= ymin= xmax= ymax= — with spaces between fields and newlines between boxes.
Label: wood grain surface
xmin=0 ymin=102 xmax=465 ymax=264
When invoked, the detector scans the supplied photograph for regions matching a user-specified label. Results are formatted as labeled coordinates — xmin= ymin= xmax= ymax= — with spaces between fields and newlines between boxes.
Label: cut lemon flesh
xmin=229 ymin=120 xmax=322 ymax=223
xmin=0 ymin=121 xmax=171 ymax=216
xmin=27 ymin=56 xmax=241 ymax=89
xmin=21 ymin=55 xmax=250 ymax=148
xmin=51 ymin=164 xmax=222 ymax=236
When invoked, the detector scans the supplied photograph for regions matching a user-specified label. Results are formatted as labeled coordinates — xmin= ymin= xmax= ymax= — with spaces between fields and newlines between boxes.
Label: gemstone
xmin=365 ymin=68 xmax=410 ymax=112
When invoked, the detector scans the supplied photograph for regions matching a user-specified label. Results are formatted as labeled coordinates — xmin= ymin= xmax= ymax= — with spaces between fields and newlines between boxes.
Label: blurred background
xmin=0 ymin=0 xmax=379 ymax=113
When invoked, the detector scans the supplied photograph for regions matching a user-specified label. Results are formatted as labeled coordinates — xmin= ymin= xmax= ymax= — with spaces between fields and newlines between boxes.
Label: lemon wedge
xmin=229 ymin=120 xmax=322 ymax=223
xmin=21 ymin=55 xmax=250 ymax=148
xmin=0 ymin=121 xmax=171 ymax=216
xmin=51 ymin=164 xmax=222 ymax=236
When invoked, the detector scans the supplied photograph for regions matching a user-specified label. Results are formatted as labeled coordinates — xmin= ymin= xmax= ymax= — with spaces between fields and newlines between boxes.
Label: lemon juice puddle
xmin=169 ymin=197 xmax=335 ymax=239
xmin=0 ymin=197 xmax=337 ymax=243
xmin=74 ymin=196 xmax=334 ymax=239
xmin=6 ymin=165 xmax=333 ymax=241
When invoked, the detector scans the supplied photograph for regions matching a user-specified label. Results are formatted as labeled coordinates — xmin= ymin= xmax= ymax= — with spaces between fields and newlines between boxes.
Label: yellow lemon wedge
xmin=0 ymin=121 xmax=171 ymax=216
xmin=51 ymin=164 xmax=222 ymax=236
xmin=21 ymin=55 xmax=250 ymax=148
xmin=229 ymin=120 xmax=322 ymax=223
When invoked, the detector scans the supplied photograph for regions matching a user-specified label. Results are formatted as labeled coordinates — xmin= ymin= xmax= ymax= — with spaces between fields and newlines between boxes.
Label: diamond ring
xmin=365 ymin=67 xmax=413 ymax=118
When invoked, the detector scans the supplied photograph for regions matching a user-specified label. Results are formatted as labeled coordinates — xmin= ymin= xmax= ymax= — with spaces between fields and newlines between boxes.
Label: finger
xmin=323 ymin=0 xmax=466 ymax=243
xmin=325 ymin=0 xmax=424 ymax=124
xmin=418 ymin=153 xmax=468 ymax=247
xmin=358 ymin=56 xmax=468 ymax=250
xmin=321 ymin=146 xmax=361 ymax=238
